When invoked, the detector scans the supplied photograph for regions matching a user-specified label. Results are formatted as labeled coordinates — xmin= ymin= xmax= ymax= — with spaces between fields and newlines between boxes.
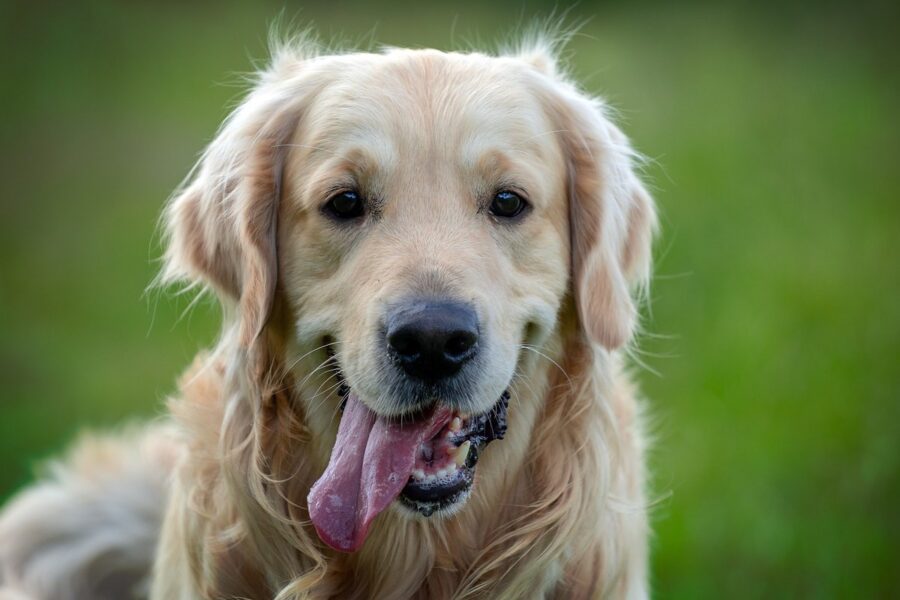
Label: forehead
xmin=297 ymin=49 xmax=560 ymax=172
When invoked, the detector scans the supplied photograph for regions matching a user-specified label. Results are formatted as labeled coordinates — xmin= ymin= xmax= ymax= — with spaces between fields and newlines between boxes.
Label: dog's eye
xmin=489 ymin=190 xmax=528 ymax=219
xmin=324 ymin=190 xmax=365 ymax=220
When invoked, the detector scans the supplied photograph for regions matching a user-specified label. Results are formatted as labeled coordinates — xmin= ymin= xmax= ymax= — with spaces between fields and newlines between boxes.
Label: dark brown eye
xmin=489 ymin=190 xmax=528 ymax=219
xmin=324 ymin=190 xmax=365 ymax=220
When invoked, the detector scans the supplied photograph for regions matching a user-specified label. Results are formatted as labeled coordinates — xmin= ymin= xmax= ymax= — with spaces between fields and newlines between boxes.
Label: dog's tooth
xmin=412 ymin=469 xmax=425 ymax=480
xmin=437 ymin=468 xmax=449 ymax=479
xmin=454 ymin=441 xmax=471 ymax=467
xmin=450 ymin=417 xmax=462 ymax=432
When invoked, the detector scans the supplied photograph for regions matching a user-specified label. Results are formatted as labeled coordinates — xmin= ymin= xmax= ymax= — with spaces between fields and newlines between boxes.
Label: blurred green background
xmin=1 ymin=0 xmax=897 ymax=596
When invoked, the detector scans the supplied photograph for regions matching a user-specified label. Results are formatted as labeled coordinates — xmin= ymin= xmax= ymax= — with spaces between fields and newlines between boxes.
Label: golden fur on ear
xmin=161 ymin=48 xmax=325 ymax=346
xmin=526 ymin=64 xmax=657 ymax=349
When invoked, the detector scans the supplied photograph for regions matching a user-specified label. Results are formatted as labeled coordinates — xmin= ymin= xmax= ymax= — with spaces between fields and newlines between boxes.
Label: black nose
xmin=386 ymin=300 xmax=479 ymax=383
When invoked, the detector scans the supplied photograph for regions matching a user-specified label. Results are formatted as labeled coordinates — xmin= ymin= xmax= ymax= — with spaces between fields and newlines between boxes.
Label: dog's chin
xmin=395 ymin=487 xmax=473 ymax=519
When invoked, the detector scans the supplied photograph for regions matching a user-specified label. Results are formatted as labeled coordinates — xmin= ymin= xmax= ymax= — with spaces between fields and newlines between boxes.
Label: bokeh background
xmin=1 ymin=0 xmax=898 ymax=596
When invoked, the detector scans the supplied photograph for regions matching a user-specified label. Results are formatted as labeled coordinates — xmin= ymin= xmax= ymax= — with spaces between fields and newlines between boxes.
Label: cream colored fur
xmin=0 ymin=35 xmax=656 ymax=600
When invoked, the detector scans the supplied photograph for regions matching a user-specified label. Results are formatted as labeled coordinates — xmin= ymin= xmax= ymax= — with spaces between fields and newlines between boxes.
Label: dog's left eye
xmin=489 ymin=190 xmax=528 ymax=219
xmin=324 ymin=190 xmax=365 ymax=220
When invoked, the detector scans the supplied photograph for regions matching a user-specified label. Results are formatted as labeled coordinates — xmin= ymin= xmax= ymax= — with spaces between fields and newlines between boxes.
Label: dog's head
xmin=163 ymin=41 xmax=655 ymax=552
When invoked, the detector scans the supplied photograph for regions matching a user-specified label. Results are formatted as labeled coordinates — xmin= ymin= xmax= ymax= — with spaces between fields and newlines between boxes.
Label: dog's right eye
xmin=323 ymin=190 xmax=365 ymax=220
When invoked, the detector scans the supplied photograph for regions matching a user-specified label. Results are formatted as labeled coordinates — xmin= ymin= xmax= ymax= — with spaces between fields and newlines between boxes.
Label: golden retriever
xmin=0 ymin=33 xmax=656 ymax=600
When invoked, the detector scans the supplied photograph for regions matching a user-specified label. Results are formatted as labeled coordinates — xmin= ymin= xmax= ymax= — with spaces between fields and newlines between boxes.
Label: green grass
xmin=1 ymin=1 xmax=897 ymax=597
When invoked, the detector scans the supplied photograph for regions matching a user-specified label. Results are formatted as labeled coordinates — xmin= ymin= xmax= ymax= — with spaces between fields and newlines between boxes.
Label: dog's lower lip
xmin=402 ymin=467 xmax=473 ymax=503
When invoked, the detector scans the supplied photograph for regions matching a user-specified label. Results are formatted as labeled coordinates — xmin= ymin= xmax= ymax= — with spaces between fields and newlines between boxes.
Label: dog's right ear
xmin=162 ymin=50 xmax=323 ymax=345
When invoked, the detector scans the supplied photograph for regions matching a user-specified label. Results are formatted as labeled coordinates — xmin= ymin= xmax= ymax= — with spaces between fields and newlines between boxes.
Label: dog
xmin=0 ymin=33 xmax=656 ymax=599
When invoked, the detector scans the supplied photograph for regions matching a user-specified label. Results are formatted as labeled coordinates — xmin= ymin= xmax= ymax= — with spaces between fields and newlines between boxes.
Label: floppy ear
xmin=162 ymin=59 xmax=318 ymax=346
xmin=530 ymin=62 xmax=657 ymax=349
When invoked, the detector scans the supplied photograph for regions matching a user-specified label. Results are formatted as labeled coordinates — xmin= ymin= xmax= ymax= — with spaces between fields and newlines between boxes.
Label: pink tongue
xmin=307 ymin=394 xmax=452 ymax=552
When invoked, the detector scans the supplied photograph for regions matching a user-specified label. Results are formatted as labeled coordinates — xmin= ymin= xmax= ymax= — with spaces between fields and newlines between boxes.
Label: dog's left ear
xmin=162 ymin=56 xmax=320 ymax=346
xmin=526 ymin=55 xmax=657 ymax=349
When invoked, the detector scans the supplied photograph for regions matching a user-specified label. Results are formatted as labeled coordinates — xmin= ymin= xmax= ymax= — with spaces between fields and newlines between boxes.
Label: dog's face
xmin=163 ymin=46 xmax=655 ymax=552
xmin=281 ymin=51 xmax=568 ymax=417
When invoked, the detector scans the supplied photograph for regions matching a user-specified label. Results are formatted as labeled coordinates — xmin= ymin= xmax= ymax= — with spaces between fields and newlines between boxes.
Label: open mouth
xmin=306 ymin=356 xmax=509 ymax=552
xmin=398 ymin=392 xmax=508 ymax=517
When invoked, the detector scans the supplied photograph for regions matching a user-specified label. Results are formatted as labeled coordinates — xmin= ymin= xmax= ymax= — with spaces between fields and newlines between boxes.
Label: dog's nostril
xmin=444 ymin=331 xmax=476 ymax=358
xmin=388 ymin=330 xmax=421 ymax=359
